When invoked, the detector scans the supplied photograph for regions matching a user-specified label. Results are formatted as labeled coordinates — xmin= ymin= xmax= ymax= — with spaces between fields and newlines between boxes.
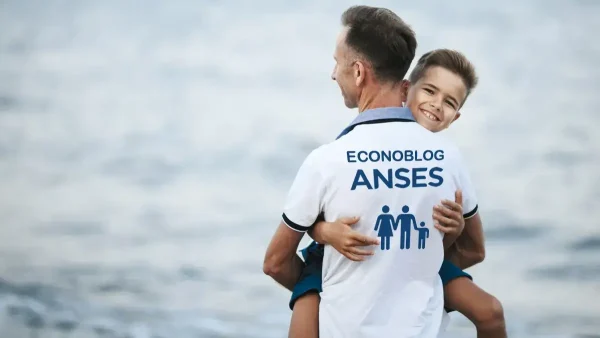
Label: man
xmin=264 ymin=6 xmax=475 ymax=337
xmin=289 ymin=50 xmax=503 ymax=338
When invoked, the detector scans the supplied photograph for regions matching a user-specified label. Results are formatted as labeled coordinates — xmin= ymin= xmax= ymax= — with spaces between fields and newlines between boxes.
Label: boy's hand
xmin=433 ymin=190 xmax=465 ymax=237
xmin=317 ymin=217 xmax=379 ymax=262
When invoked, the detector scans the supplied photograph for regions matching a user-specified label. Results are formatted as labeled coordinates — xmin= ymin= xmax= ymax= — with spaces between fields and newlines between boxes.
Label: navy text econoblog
xmin=347 ymin=149 xmax=445 ymax=190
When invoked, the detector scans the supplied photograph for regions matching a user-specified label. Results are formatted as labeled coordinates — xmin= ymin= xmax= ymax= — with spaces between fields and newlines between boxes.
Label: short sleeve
xmin=454 ymin=152 xmax=479 ymax=219
xmin=282 ymin=150 xmax=327 ymax=232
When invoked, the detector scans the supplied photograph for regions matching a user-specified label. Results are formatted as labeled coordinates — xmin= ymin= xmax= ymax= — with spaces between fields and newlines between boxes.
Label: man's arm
xmin=263 ymin=221 xmax=306 ymax=291
xmin=263 ymin=148 xmax=325 ymax=290
xmin=446 ymin=150 xmax=485 ymax=269
xmin=445 ymin=212 xmax=485 ymax=269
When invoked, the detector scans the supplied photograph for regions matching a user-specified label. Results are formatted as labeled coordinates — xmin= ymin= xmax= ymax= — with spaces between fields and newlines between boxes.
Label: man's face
xmin=405 ymin=66 xmax=467 ymax=132
xmin=331 ymin=27 xmax=359 ymax=109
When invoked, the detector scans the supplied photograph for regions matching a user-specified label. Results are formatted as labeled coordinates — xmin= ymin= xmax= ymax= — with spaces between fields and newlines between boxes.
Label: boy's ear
xmin=400 ymin=79 xmax=411 ymax=105
xmin=452 ymin=112 xmax=461 ymax=122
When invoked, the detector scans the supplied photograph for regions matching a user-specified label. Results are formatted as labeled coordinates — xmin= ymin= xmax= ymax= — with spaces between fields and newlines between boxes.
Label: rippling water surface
xmin=0 ymin=0 xmax=599 ymax=337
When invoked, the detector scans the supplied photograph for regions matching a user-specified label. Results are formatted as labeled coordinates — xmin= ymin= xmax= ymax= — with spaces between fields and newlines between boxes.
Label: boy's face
xmin=404 ymin=66 xmax=468 ymax=132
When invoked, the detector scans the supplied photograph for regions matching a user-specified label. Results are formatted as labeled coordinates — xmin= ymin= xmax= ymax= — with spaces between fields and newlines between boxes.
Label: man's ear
xmin=400 ymin=79 xmax=411 ymax=106
xmin=354 ymin=61 xmax=366 ymax=87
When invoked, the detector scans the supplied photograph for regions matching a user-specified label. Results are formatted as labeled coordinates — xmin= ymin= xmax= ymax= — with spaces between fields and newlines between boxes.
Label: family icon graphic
xmin=374 ymin=205 xmax=429 ymax=250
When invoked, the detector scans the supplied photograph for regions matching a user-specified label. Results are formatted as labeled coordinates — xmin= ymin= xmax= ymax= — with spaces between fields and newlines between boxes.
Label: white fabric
xmin=282 ymin=120 xmax=476 ymax=338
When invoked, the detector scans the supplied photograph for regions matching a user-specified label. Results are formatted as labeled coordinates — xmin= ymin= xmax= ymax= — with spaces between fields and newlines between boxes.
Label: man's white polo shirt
xmin=282 ymin=107 xmax=477 ymax=338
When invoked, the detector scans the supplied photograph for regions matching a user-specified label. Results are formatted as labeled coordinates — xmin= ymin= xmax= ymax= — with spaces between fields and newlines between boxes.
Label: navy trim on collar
xmin=336 ymin=107 xmax=415 ymax=140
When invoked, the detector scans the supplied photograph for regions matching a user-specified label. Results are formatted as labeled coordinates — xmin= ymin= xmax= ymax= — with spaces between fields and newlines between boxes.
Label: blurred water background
xmin=0 ymin=0 xmax=599 ymax=337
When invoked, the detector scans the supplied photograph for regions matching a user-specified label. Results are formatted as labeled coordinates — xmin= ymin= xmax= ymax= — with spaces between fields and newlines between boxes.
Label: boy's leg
xmin=444 ymin=277 xmax=506 ymax=338
xmin=288 ymin=292 xmax=320 ymax=338
xmin=288 ymin=242 xmax=324 ymax=338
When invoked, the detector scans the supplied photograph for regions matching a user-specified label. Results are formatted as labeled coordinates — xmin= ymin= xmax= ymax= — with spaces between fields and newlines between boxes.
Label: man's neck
xmin=357 ymin=83 xmax=404 ymax=113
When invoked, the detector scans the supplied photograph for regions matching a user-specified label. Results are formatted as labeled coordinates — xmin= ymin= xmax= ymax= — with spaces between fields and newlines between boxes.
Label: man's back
xmin=312 ymin=120 xmax=466 ymax=338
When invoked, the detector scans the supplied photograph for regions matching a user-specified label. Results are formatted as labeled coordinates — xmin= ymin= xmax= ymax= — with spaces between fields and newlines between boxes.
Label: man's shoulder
xmin=426 ymin=131 xmax=462 ymax=156
xmin=302 ymin=141 xmax=338 ymax=167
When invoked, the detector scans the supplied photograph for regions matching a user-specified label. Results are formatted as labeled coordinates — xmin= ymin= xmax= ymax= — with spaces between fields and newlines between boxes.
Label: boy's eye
xmin=423 ymin=88 xmax=434 ymax=94
xmin=445 ymin=100 xmax=456 ymax=109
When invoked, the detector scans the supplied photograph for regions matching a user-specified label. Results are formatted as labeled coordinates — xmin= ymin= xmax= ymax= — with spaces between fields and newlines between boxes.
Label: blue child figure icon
xmin=374 ymin=205 xmax=395 ymax=250
xmin=414 ymin=221 xmax=429 ymax=249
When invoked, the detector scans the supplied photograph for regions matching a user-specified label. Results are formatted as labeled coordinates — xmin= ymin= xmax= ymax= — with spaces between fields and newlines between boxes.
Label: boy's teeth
xmin=423 ymin=111 xmax=438 ymax=121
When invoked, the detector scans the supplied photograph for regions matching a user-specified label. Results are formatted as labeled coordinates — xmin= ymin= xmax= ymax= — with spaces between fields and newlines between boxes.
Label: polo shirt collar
xmin=336 ymin=107 xmax=415 ymax=140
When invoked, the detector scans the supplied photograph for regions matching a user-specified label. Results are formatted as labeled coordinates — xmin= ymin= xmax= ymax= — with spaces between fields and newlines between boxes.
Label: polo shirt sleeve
xmin=282 ymin=149 xmax=327 ymax=233
xmin=455 ymin=153 xmax=479 ymax=219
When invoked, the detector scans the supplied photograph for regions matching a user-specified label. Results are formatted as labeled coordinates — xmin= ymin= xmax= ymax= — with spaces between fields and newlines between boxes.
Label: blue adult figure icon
xmin=374 ymin=205 xmax=395 ymax=250
xmin=414 ymin=221 xmax=430 ymax=249
xmin=394 ymin=205 xmax=417 ymax=249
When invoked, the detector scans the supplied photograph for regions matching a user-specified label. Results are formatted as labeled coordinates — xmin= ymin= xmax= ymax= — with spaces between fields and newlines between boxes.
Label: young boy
xmin=288 ymin=49 xmax=507 ymax=338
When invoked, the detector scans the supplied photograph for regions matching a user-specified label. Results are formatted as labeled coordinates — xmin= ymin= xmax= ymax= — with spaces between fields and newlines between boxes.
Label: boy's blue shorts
xmin=289 ymin=242 xmax=472 ymax=312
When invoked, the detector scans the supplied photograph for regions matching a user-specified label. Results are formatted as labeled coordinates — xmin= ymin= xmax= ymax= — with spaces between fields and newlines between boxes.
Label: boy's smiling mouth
xmin=419 ymin=108 xmax=440 ymax=122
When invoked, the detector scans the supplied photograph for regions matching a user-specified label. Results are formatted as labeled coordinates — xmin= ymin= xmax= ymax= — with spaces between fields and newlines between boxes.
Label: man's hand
xmin=312 ymin=217 xmax=379 ymax=262
xmin=433 ymin=190 xmax=465 ymax=249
